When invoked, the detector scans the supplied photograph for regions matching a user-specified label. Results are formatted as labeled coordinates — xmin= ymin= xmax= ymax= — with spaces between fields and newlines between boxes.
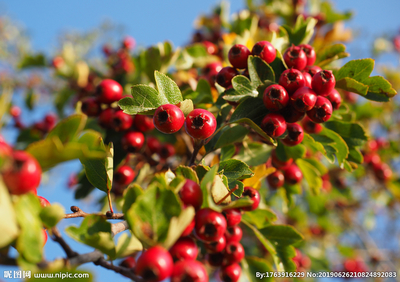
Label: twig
xmin=94 ymin=258 xmax=145 ymax=282
xmin=188 ymin=139 xmax=205 ymax=166
xmin=216 ymin=185 xmax=239 ymax=205
xmin=64 ymin=206 xmax=124 ymax=219
xmin=51 ymin=227 xmax=78 ymax=258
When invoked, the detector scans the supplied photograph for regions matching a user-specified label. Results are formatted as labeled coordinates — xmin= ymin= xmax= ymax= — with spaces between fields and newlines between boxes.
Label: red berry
xmin=228 ymin=44 xmax=251 ymax=69
xmin=185 ymin=109 xmax=217 ymax=140
xmin=203 ymin=40 xmax=218 ymax=55
xmin=222 ymin=209 xmax=242 ymax=226
xmin=223 ymin=241 xmax=245 ymax=265
xmin=135 ymin=246 xmax=173 ymax=282
xmin=181 ymin=219 xmax=195 ymax=237
xmin=343 ymin=91 xmax=358 ymax=104
xmin=260 ymin=113 xmax=287 ymax=138
xmin=373 ymin=163 xmax=392 ymax=182
xmin=195 ymin=208 xmax=227 ymax=242
xmin=311 ymin=70 xmax=336 ymax=96
xmin=44 ymin=113 xmax=57 ymax=132
xmin=216 ymin=67 xmax=238 ymax=88
xmin=278 ymin=69 xmax=306 ymax=95
xmin=282 ymin=123 xmax=304 ymax=147
xmin=120 ymin=257 xmax=136 ymax=269
xmin=169 ymin=237 xmax=198 ymax=262
xmin=122 ymin=36 xmax=135 ymax=50
xmin=279 ymin=105 xmax=306 ymax=123
xmin=219 ymin=263 xmax=241 ymax=282
xmin=290 ymin=87 xmax=317 ymax=112
xmin=134 ymin=114 xmax=155 ymax=132
xmin=102 ymin=45 xmax=112 ymax=56
xmin=38 ymin=196 xmax=50 ymax=207
xmin=252 ymin=41 xmax=276 ymax=64
xmin=271 ymin=149 xmax=293 ymax=169
xmin=263 ymin=85 xmax=289 ymax=111
xmin=205 ymin=234 xmax=226 ymax=253
xmin=241 ymin=187 xmax=260 ymax=211
xmin=10 ymin=106 xmax=21 ymax=118
xmin=43 ymin=229 xmax=48 ymax=246
xmin=171 ymin=260 xmax=208 ymax=282
xmin=146 ymin=136 xmax=161 ymax=154
xmin=112 ymin=110 xmax=133 ymax=131
xmin=98 ymin=108 xmax=115 ymax=129
xmin=159 ymin=143 xmax=175 ymax=160
xmin=81 ymin=97 xmax=101 ymax=117
xmin=52 ymin=56 xmax=64 ymax=69
xmin=114 ymin=165 xmax=135 ymax=186
xmin=3 ymin=151 xmax=42 ymax=195
xmin=179 ymin=179 xmax=203 ymax=211
xmin=206 ymin=252 xmax=224 ymax=267
xmin=284 ymin=164 xmax=303 ymax=185
xmin=153 ymin=104 xmax=185 ymax=134
xmin=302 ymin=116 xmax=323 ymax=134
xmin=327 ymin=89 xmax=342 ymax=110
xmin=96 ymin=79 xmax=123 ymax=104
xmin=267 ymin=170 xmax=285 ymax=189
xmin=225 ymin=225 xmax=243 ymax=242
xmin=299 ymin=44 xmax=316 ymax=66
xmin=121 ymin=131 xmax=145 ymax=153
xmin=283 ymin=45 xmax=307 ymax=70
xmin=303 ymin=65 xmax=322 ymax=77
xmin=306 ymin=96 xmax=333 ymax=123
xmin=376 ymin=137 xmax=389 ymax=150
xmin=203 ymin=62 xmax=222 ymax=81
xmin=303 ymin=72 xmax=312 ymax=88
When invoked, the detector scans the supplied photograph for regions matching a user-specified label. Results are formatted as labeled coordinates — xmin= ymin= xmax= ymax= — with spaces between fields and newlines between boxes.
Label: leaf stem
xmin=188 ymin=139 xmax=205 ymax=166
xmin=216 ymin=185 xmax=238 ymax=205
xmin=107 ymin=191 xmax=114 ymax=214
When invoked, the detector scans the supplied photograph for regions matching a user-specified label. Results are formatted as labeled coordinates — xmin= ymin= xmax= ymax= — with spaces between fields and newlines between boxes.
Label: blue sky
xmin=1 ymin=0 xmax=400 ymax=281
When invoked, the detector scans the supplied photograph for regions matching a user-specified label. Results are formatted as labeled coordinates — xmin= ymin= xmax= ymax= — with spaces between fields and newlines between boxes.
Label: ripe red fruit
xmin=169 ymin=237 xmax=198 ymax=262
xmin=3 ymin=151 xmax=42 ymax=195
xmin=267 ymin=170 xmax=285 ymax=189
xmin=179 ymin=179 xmax=203 ymax=211
xmin=195 ymin=208 xmax=227 ymax=242
xmin=282 ymin=123 xmax=304 ymax=146
xmin=43 ymin=229 xmax=48 ymax=246
xmin=225 ymin=225 xmax=243 ymax=242
xmin=302 ymin=116 xmax=323 ymax=134
xmin=327 ymin=89 xmax=342 ymax=110
xmin=181 ymin=219 xmax=195 ymax=237
xmin=303 ymin=65 xmax=322 ymax=77
xmin=134 ymin=114 xmax=155 ymax=132
xmin=216 ymin=67 xmax=239 ymax=88
xmin=263 ymin=85 xmax=289 ymax=111
xmin=203 ymin=62 xmax=222 ymax=85
xmin=290 ymin=87 xmax=317 ymax=112
xmin=306 ymin=96 xmax=333 ymax=123
xmin=279 ymin=105 xmax=306 ymax=123
xmin=283 ymin=45 xmax=307 ymax=70
xmin=38 ymin=196 xmax=50 ymax=207
xmin=278 ymin=69 xmax=306 ymax=95
xmin=112 ymin=110 xmax=133 ymax=132
xmin=120 ymin=257 xmax=136 ymax=269
xmin=228 ymin=44 xmax=251 ymax=69
xmin=203 ymin=40 xmax=218 ymax=55
xmin=146 ymin=136 xmax=161 ymax=154
xmin=44 ymin=113 xmax=57 ymax=132
xmin=153 ymin=104 xmax=185 ymax=134
xmin=96 ymin=79 xmax=123 ymax=104
xmin=10 ymin=106 xmax=21 ymax=118
xmin=205 ymin=234 xmax=226 ymax=253
xmin=185 ymin=109 xmax=217 ymax=140
xmin=52 ymin=56 xmax=64 ymax=69
xmin=373 ymin=163 xmax=392 ymax=182
xmin=219 ymin=263 xmax=241 ymax=282
xmin=241 ymin=187 xmax=260 ymax=211
xmin=114 ymin=165 xmax=135 ymax=186
xmin=284 ymin=164 xmax=303 ymax=185
xmin=121 ymin=131 xmax=145 ymax=153
xmin=98 ymin=108 xmax=115 ymax=129
xmin=222 ymin=209 xmax=242 ymax=226
xmin=251 ymin=41 xmax=276 ymax=64
xmin=223 ymin=241 xmax=245 ymax=265
xmin=299 ymin=44 xmax=316 ymax=66
xmin=81 ymin=97 xmax=101 ymax=117
xmin=158 ymin=143 xmax=175 ymax=160
xmin=303 ymin=72 xmax=312 ymax=88
xmin=135 ymin=246 xmax=173 ymax=282
xmin=206 ymin=252 xmax=224 ymax=267
xmin=311 ymin=70 xmax=336 ymax=96
xmin=171 ymin=260 xmax=208 ymax=282
xmin=122 ymin=36 xmax=136 ymax=50
xmin=271 ymin=150 xmax=293 ymax=169
xmin=260 ymin=113 xmax=287 ymax=138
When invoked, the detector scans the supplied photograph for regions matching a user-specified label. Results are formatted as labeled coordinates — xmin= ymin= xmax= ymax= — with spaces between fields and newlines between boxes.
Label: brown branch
xmin=64 ymin=206 xmax=124 ymax=220
xmin=188 ymin=139 xmax=205 ymax=166
xmin=51 ymin=227 xmax=78 ymax=258
xmin=94 ymin=258 xmax=145 ymax=282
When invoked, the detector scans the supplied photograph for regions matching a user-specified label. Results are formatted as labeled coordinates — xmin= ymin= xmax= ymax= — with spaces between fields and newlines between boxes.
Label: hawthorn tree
xmin=0 ymin=0 xmax=399 ymax=281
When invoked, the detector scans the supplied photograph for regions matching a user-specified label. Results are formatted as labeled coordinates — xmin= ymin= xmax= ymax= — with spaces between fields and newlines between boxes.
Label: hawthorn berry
xmin=120 ymin=257 xmax=136 ymax=269
xmin=169 ymin=237 xmax=198 ymax=262
xmin=112 ymin=110 xmax=133 ymax=131
xmin=179 ymin=179 xmax=203 ymax=211
xmin=171 ymin=260 xmax=208 ymax=282
xmin=278 ymin=69 xmax=306 ymax=95
xmin=81 ymin=97 xmax=101 ymax=117
xmin=153 ymin=104 xmax=185 ymax=134
xmin=263 ymin=84 xmax=289 ymax=111
xmin=284 ymin=164 xmax=303 ymax=185
xmin=283 ymin=45 xmax=307 ymax=70
xmin=181 ymin=219 xmax=195 ymax=237
xmin=228 ymin=44 xmax=251 ymax=69
xmin=306 ymin=96 xmax=333 ymax=123
xmin=303 ymin=65 xmax=322 ymax=77
xmin=146 ymin=136 xmax=161 ymax=155
xmin=222 ymin=209 xmax=242 ymax=226
xmin=327 ymin=89 xmax=342 ymax=110
xmin=251 ymin=41 xmax=276 ymax=64
xmin=205 ymin=234 xmax=226 ymax=253
xmin=241 ymin=187 xmax=260 ymax=211
xmin=302 ymin=116 xmax=323 ymax=134
xmin=159 ymin=143 xmax=175 ymax=160
xmin=282 ymin=123 xmax=304 ymax=147
xmin=185 ymin=109 xmax=217 ymax=140
xmin=135 ymin=246 xmax=173 ymax=282
xmin=267 ymin=170 xmax=285 ymax=189
xmin=203 ymin=40 xmax=218 ymax=55
xmin=203 ymin=62 xmax=222 ymax=85
xmin=195 ymin=208 xmax=227 ymax=242
xmin=121 ymin=131 xmax=145 ymax=153
xmin=3 ymin=151 xmax=42 ymax=195
xmin=52 ymin=56 xmax=64 ymax=69
xmin=10 ymin=106 xmax=21 ymax=118
xmin=134 ymin=114 xmax=155 ymax=132
xmin=219 ymin=263 xmax=241 ymax=282
xmin=98 ymin=108 xmax=115 ymax=129
xmin=43 ymin=229 xmax=48 ymax=246
xmin=290 ymin=87 xmax=317 ymax=112
xmin=303 ymin=72 xmax=312 ymax=88
xmin=260 ymin=113 xmax=287 ymax=138
xmin=311 ymin=70 xmax=336 ymax=96
xmin=299 ymin=44 xmax=316 ymax=66
xmin=225 ymin=225 xmax=243 ymax=242
xmin=113 ymin=165 xmax=135 ymax=186
xmin=373 ymin=163 xmax=392 ymax=182
xmin=223 ymin=241 xmax=245 ymax=265
xmin=96 ymin=79 xmax=123 ymax=104
xmin=44 ymin=113 xmax=57 ymax=132
xmin=122 ymin=36 xmax=135 ymax=50
xmin=279 ymin=105 xmax=306 ymax=123
xmin=271 ymin=150 xmax=293 ymax=169
xmin=216 ymin=67 xmax=239 ymax=88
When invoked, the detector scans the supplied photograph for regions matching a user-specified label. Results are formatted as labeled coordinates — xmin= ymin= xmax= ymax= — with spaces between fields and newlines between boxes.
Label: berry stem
xmin=188 ymin=139 xmax=205 ymax=166
xmin=216 ymin=185 xmax=238 ymax=205
xmin=107 ymin=191 xmax=114 ymax=214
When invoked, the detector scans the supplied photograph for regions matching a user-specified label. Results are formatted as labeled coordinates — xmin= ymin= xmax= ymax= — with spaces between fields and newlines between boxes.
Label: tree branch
xmin=51 ymin=227 xmax=78 ymax=258
xmin=64 ymin=206 xmax=124 ymax=220
xmin=94 ymin=258 xmax=145 ymax=282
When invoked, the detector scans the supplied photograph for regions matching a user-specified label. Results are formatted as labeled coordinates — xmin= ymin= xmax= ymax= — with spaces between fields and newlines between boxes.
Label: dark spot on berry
xmin=142 ymin=268 xmax=158 ymax=280
xmin=288 ymin=130 xmax=301 ymax=141
xmin=252 ymin=44 xmax=263 ymax=55
xmin=232 ymin=46 xmax=241 ymax=56
xmin=157 ymin=110 xmax=169 ymax=123
xmin=204 ymin=223 xmax=217 ymax=237
xmin=191 ymin=115 xmax=206 ymax=129
xmin=296 ymin=99 xmax=305 ymax=109
xmin=229 ymin=245 xmax=237 ymax=252
xmin=317 ymin=108 xmax=326 ymax=118
xmin=270 ymin=88 xmax=281 ymax=99
xmin=264 ymin=123 xmax=277 ymax=135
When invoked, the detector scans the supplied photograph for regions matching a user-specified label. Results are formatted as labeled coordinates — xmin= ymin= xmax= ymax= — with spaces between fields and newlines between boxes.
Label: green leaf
xmin=200 ymin=165 xmax=222 ymax=211
xmin=302 ymin=158 xmax=328 ymax=176
xmin=39 ymin=204 xmax=65 ymax=229
xmin=281 ymin=15 xmax=317 ymax=45
xmin=214 ymin=125 xmax=249 ymax=149
xmin=178 ymin=99 xmax=194 ymax=116
xmin=163 ymin=206 xmax=195 ymax=249
xmin=242 ymin=257 xmax=274 ymax=282
xmin=218 ymin=159 xmax=254 ymax=180
xmin=296 ymin=159 xmax=322 ymax=195
xmin=232 ymin=75 xmax=258 ymax=96
xmin=175 ymin=166 xmax=199 ymax=183
xmin=118 ymin=85 xmax=163 ymax=115
xmin=276 ymin=140 xmax=306 ymax=160
xmin=336 ymin=59 xmax=374 ymax=82
xmin=115 ymin=232 xmax=143 ymax=259
xmin=276 ymin=245 xmax=297 ymax=272
xmin=234 ymin=142 xmax=272 ymax=166
xmin=47 ymin=114 xmax=87 ymax=144
xmin=154 ymin=71 xmax=182 ymax=105
xmin=142 ymin=46 xmax=162 ymax=83
xmin=319 ymin=128 xmax=349 ymax=167
xmin=18 ymin=53 xmax=46 ymax=69
xmin=230 ymin=97 xmax=266 ymax=124
xmin=324 ymin=120 xmax=368 ymax=142
xmin=259 ymin=225 xmax=304 ymax=246
xmin=65 ymin=215 xmax=115 ymax=258
xmin=193 ymin=79 xmax=213 ymax=104
xmin=335 ymin=77 xmax=369 ymax=96
xmin=348 ymin=148 xmax=364 ymax=164
xmin=242 ymin=208 xmax=277 ymax=229
xmin=248 ymin=56 xmax=275 ymax=88
xmin=316 ymin=44 xmax=349 ymax=67
xmin=195 ymin=165 xmax=210 ymax=182
xmin=221 ymin=145 xmax=236 ymax=162
xmin=122 ymin=184 xmax=144 ymax=214
xmin=230 ymin=118 xmax=276 ymax=145
xmin=0 ymin=181 xmax=19 ymax=248
xmin=302 ymin=133 xmax=328 ymax=158
xmin=321 ymin=1 xmax=352 ymax=23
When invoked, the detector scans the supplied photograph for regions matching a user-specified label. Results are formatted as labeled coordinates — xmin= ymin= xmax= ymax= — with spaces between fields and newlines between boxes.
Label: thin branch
xmin=68 ymin=250 xmax=103 ymax=267
xmin=64 ymin=206 xmax=124 ymax=220
xmin=94 ymin=258 xmax=145 ymax=282
xmin=111 ymin=221 xmax=129 ymax=237
xmin=188 ymin=139 xmax=205 ymax=166
xmin=51 ymin=227 xmax=78 ymax=258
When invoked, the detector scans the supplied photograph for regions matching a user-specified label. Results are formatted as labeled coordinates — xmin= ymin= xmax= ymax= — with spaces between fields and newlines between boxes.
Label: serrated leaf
xmin=175 ymin=166 xmax=199 ymax=183
xmin=316 ymin=44 xmax=349 ymax=66
xmin=230 ymin=97 xmax=267 ymax=124
xmin=154 ymin=71 xmax=182 ymax=105
xmin=248 ymin=56 xmax=275 ymax=88
xmin=39 ymin=204 xmax=65 ymax=229
xmin=336 ymin=77 xmax=369 ymax=96
xmin=234 ymin=142 xmax=272 ymax=167
xmin=232 ymin=75 xmax=258 ymax=96
xmin=296 ymin=159 xmax=322 ymax=195
xmin=242 ymin=257 xmax=274 ymax=282
xmin=218 ymin=159 xmax=254 ymax=180
xmin=47 ymin=114 xmax=87 ymax=144
xmin=163 ymin=207 xmax=195 ymax=249
xmin=319 ymin=128 xmax=349 ymax=167
xmin=259 ymin=225 xmax=304 ymax=246
xmin=281 ymin=15 xmax=317 ymax=45
xmin=122 ymin=184 xmax=144 ymax=214
xmin=200 ymin=165 xmax=221 ymax=211
xmin=0 ymin=181 xmax=19 ymax=248
xmin=118 ymin=85 xmax=163 ymax=115
xmin=242 ymin=208 xmax=277 ymax=229
xmin=115 ymin=232 xmax=143 ymax=259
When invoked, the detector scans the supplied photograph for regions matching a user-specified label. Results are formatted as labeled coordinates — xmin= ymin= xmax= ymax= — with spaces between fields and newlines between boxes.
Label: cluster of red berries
xmin=266 ymin=150 xmax=303 ymax=189
xmin=292 ymin=249 xmax=311 ymax=272
xmin=153 ymin=104 xmax=217 ymax=140
xmin=10 ymin=105 xmax=57 ymax=136
xmin=363 ymin=138 xmax=392 ymax=182
xmin=130 ymin=179 xmax=261 ymax=282
xmin=341 ymin=258 xmax=368 ymax=273
xmin=102 ymin=36 xmax=135 ymax=75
